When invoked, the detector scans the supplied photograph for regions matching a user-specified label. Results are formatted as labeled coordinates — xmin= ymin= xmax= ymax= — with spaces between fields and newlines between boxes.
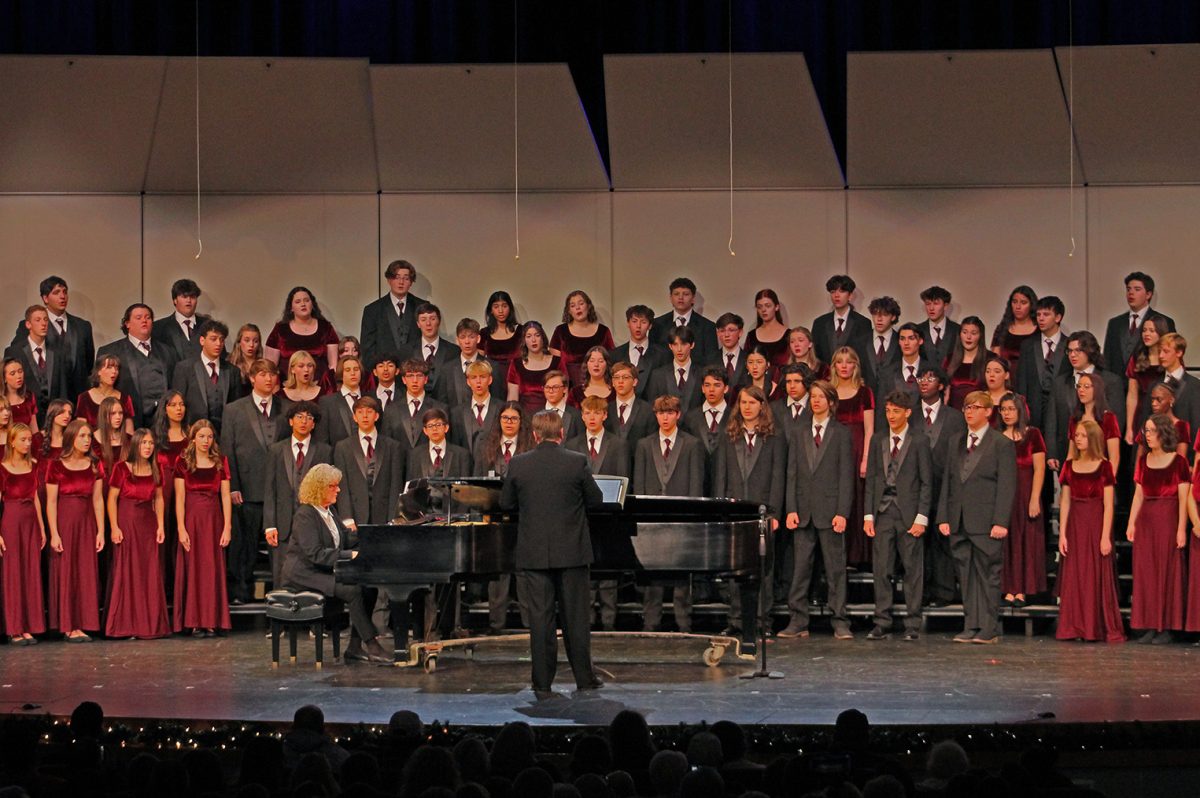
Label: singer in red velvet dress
xmin=0 ymin=424 xmax=46 ymax=644
xmin=173 ymin=420 xmax=233 ymax=635
xmin=45 ymin=419 xmax=105 ymax=641
xmin=75 ymin=354 xmax=135 ymax=432
xmin=996 ymin=395 xmax=1047 ymax=605
xmin=1126 ymin=414 xmax=1189 ymax=644
xmin=507 ymin=322 xmax=562 ymax=414
xmin=1056 ymin=420 xmax=1124 ymax=642
xmin=550 ymin=290 xmax=614 ymax=389
xmin=831 ymin=348 xmax=874 ymax=566
xmin=106 ymin=429 xmax=169 ymax=639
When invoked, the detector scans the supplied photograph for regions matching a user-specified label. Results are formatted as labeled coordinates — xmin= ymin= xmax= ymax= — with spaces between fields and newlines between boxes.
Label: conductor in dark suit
xmin=500 ymin=409 xmax=604 ymax=697
xmin=864 ymin=391 xmax=933 ymax=640
xmin=170 ymin=319 xmax=239 ymax=434
xmin=780 ymin=380 xmax=855 ymax=640
xmin=10 ymin=275 xmax=95 ymax=401
xmin=360 ymin=259 xmax=426 ymax=368
xmin=1101 ymin=271 xmax=1175 ymax=375
xmin=649 ymin=277 xmax=718 ymax=366
xmin=937 ymin=391 xmax=1017 ymax=644
xmin=95 ymin=303 xmax=177 ymax=428
xmin=281 ymin=463 xmax=391 ymax=663
xmin=263 ymin=401 xmax=332 ymax=588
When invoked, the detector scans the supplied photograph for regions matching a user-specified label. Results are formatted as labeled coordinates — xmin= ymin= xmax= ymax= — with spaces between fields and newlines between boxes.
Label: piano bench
xmin=265 ymin=590 xmax=347 ymax=669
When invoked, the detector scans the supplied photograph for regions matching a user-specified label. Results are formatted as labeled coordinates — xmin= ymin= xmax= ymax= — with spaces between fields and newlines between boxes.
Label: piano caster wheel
xmin=423 ymin=654 xmax=438 ymax=674
xmin=703 ymin=645 xmax=725 ymax=668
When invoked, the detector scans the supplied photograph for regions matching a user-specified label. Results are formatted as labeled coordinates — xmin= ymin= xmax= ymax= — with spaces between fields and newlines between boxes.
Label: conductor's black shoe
xmin=533 ymin=687 xmax=560 ymax=701
xmin=866 ymin=626 xmax=889 ymax=641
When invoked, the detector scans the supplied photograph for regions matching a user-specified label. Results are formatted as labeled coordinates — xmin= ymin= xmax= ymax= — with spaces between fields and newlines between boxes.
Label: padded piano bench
xmin=265 ymin=590 xmax=347 ymax=668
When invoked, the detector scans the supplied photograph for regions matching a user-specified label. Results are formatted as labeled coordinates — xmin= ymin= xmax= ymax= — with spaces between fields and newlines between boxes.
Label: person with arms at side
xmin=45 ymin=418 xmax=104 ymax=642
xmin=1125 ymin=316 xmax=1169 ymax=443
xmin=96 ymin=302 xmax=177 ymax=428
xmin=945 ymin=316 xmax=987 ymax=410
xmin=651 ymin=277 xmax=719 ymax=366
xmin=609 ymin=305 xmax=667 ymax=399
xmin=864 ymin=390 xmax=932 ymax=641
xmin=733 ymin=346 xmax=780 ymax=404
xmin=1135 ymin=383 xmax=1189 ymax=460
xmin=334 ymin=397 xmax=406 ymax=531
xmin=4 ymin=305 xmax=65 ymax=427
xmin=228 ymin=323 xmax=263 ymax=399
xmin=990 ymin=285 xmax=1039 ymax=378
xmin=3 ymin=358 xmax=38 ymax=434
xmin=780 ymin=379 xmax=855 ymax=640
xmin=873 ymin=322 xmax=932 ymax=429
xmin=1157 ymin=333 xmax=1200 ymax=458
xmin=412 ymin=303 xmax=461 ymax=401
xmin=830 ymin=346 xmax=874 ymax=567
xmin=714 ymin=312 xmax=747 ymax=391
xmin=282 ymin=463 xmax=392 ymax=663
xmin=92 ymin=396 xmax=131 ymax=489
xmin=569 ymin=346 xmax=614 ymax=408
xmin=171 ymin=319 xmax=239 ymax=434
xmin=645 ymin=326 xmax=704 ymax=416
xmin=811 ymin=275 xmax=874 ymax=390
xmin=744 ymin=289 xmax=791 ymax=373
xmin=75 ymin=354 xmax=134 ymax=433
xmin=473 ymin=402 xmax=533 ymax=634
xmin=712 ymin=386 xmax=785 ymax=643
xmin=221 ymin=359 xmax=285 ymax=605
xmin=317 ymin=355 xmax=365 ymax=449
xmin=263 ymin=401 xmax=331 ymax=590
xmin=866 ymin=296 xmax=902 ymax=379
xmin=152 ymin=389 xmax=188 ymax=589
xmin=0 ymin=423 xmax=47 ymax=645
xmin=382 ymin=359 xmax=446 ymax=451
xmin=371 ymin=351 xmax=401 ymax=415
xmin=406 ymin=408 xmax=470 ymax=480
xmin=1063 ymin=373 xmax=1122 ymax=472
xmin=541 ymin=370 xmax=582 ymax=441
xmin=916 ymin=366 xmax=967 ymax=608
xmin=479 ymin=290 xmax=522 ymax=371
xmin=917 ymin=286 xmax=960 ymax=368
xmin=451 ymin=360 xmax=501 ymax=453
xmin=500 ymin=410 xmax=604 ymax=698
xmin=683 ymin=365 xmax=731 ymax=461
xmin=634 ymin=395 xmax=705 ymax=633
xmin=506 ymin=321 xmax=560 ymax=414
xmin=772 ymin=363 xmax=812 ymax=438
xmin=1044 ymin=333 xmax=1125 ymax=471
xmin=0 ymin=398 xmax=10 ymax=459
xmin=439 ymin=318 xmax=506 ymax=409
xmin=937 ymin=391 xmax=1017 ymax=644
xmin=10 ymin=276 xmax=94 ymax=402
xmin=567 ymin=395 xmax=631 ymax=632
xmin=34 ymin=399 xmax=72 ymax=479
xmin=105 ymin=428 xmax=170 ymax=639
xmin=361 ymin=259 xmax=425 ymax=368
xmin=152 ymin=279 xmax=209 ymax=364
xmin=1103 ymin=270 xmax=1175 ymax=376
xmin=551 ymin=290 xmax=615 ymax=389
xmin=1126 ymin=413 xmax=1188 ymax=644
xmin=996 ymin=393 xmax=1047 ymax=609
xmin=174 ymin=419 xmax=233 ymax=636
xmin=265 ymin=286 xmax=340 ymax=389
xmin=788 ymin=325 xmax=827 ymax=380
xmin=607 ymin=361 xmax=656 ymax=444
xmin=1056 ymin=420 xmax=1124 ymax=642
xmin=1015 ymin=296 xmax=1068 ymax=431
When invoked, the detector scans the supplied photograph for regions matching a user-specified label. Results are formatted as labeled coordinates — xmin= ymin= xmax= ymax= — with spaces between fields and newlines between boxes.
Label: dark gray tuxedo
xmin=317 ymin=391 xmax=359 ymax=449
xmin=450 ymin=398 xmax=501 ymax=452
xmin=405 ymin=441 xmax=471 ymax=480
xmin=873 ymin=357 xmax=934 ymax=431
xmin=644 ymin=362 xmax=704 ymax=415
xmin=333 ymin=432 xmax=406 ymax=525
xmin=1042 ymin=368 xmax=1125 ymax=462
xmin=1015 ymin=333 xmax=1070 ymax=429
xmin=917 ymin=318 xmax=960 ymax=368
xmin=95 ymin=337 xmax=177 ymax=428
xmin=381 ymin=393 xmax=446 ymax=450
xmin=436 ymin=356 xmax=506 ymax=409
xmin=565 ymin=432 xmax=631 ymax=478
xmin=917 ymin=400 xmax=966 ymax=604
xmin=12 ymin=313 xmax=94 ymax=401
xmin=650 ymin=311 xmax=718 ymax=366
xmin=359 ymin=292 xmax=426 ymax=367
xmin=171 ymin=356 xmax=239 ymax=433
xmin=609 ymin=341 xmax=671 ymax=399
xmin=605 ymin=395 xmax=657 ymax=443
xmin=262 ymin=435 xmax=333 ymax=586
xmin=3 ymin=339 xmax=65 ymax=425
xmin=153 ymin=314 xmax=209 ymax=364
xmin=812 ymin=309 xmax=875 ymax=388
xmin=1103 ymin=309 xmax=1174 ymax=376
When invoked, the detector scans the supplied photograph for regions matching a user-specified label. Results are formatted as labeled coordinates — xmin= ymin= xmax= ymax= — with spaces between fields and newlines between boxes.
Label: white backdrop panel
xmin=0 ymin=195 xmax=142 ymax=347
xmin=380 ymin=193 xmax=613 ymax=330
xmin=612 ymin=191 xmax=848 ymax=329
xmin=142 ymin=195 xmax=379 ymax=339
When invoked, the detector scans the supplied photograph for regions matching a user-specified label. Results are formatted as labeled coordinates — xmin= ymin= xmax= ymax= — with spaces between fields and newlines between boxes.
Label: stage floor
xmin=4 ymin=621 xmax=1199 ymax=728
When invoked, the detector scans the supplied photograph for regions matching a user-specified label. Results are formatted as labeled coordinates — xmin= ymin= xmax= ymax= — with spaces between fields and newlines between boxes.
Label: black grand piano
xmin=336 ymin=476 xmax=769 ymax=669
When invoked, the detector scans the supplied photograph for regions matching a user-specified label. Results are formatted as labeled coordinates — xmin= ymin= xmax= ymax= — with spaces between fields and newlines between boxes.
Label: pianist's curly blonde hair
xmin=299 ymin=463 xmax=343 ymax=507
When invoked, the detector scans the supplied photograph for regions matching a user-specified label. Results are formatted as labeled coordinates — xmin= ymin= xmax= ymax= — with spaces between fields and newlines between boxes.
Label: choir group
xmin=3 ymin=261 xmax=1200 ymax=650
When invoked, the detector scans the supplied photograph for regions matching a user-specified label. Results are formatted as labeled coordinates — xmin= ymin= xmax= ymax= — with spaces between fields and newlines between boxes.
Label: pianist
xmin=281 ymin=463 xmax=392 ymax=664
xmin=499 ymin=409 xmax=605 ymax=697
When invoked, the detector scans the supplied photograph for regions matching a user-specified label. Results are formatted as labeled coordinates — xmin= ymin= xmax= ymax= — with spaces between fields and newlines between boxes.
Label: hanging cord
xmin=726 ymin=0 xmax=735 ymax=256
xmin=193 ymin=0 xmax=203 ymax=260
xmin=513 ymin=0 xmax=520 ymax=261
xmin=1066 ymin=0 xmax=1076 ymax=258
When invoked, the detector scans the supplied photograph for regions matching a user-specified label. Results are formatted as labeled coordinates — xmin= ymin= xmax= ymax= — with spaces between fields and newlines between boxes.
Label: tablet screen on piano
xmin=593 ymin=476 xmax=628 ymax=507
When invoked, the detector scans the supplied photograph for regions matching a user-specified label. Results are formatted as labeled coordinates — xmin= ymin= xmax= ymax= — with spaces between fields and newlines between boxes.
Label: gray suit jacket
xmin=359 ymin=292 xmax=425 ymax=367
xmin=565 ymin=433 xmax=632 ymax=478
xmin=171 ymin=356 xmax=239 ymax=433
xmin=333 ymin=432 xmax=406 ymax=525
xmin=864 ymin=427 xmax=933 ymax=528
xmin=605 ymin=396 xmax=657 ymax=443
xmin=632 ymin=430 xmax=705 ymax=496
xmin=917 ymin=402 xmax=966 ymax=523
xmin=937 ymin=427 xmax=1017 ymax=537
xmin=262 ymin=436 xmax=333 ymax=544
xmin=3 ymin=339 xmax=65 ymax=422
xmin=381 ymin=393 xmax=447 ymax=450
xmin=317 ymin=391 xmax=358 ymax=449
xmin=96 ymin=337 xmax=177 ymax=428
xmin=219 ymin=394 xmax=285 ymax=501
xmin=405 ymin=441 xmax=472 ymax=480
xmin=784 ymin=418 xmax=854 ymax=528
xmin=917 ymin=318 xmax=960 ymax=367
xmin=450 ymin=399 xmax=501 ymax=452
xmin=712 ymin=431 xmax=786 ymax=520
xmin=1015 ymin=334 xmax=1070 ymax=429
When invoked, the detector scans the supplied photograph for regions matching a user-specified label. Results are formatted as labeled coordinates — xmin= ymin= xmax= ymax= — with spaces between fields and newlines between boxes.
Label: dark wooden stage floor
xmin=4 ymin=618 xmax=1200 ymax=728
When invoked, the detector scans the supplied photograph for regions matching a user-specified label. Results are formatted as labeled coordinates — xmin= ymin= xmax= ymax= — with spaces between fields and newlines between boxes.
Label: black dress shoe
xmin=903 ymin=630 xmax=920 ymax=641
xmin=533 ymin=687 xmax=559 ymax=701
xmin=866 ymin=626 xmax=889 ymax=641
xmin=577 ymin=677 xmax=605 ymax=691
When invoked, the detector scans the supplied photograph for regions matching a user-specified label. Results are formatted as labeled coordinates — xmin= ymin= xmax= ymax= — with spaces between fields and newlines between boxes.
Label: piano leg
xmin=389 ymin=597 xmax=411 ymax=658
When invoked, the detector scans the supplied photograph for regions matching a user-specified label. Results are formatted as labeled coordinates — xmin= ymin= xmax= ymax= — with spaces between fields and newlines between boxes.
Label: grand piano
xmin=336 ymin=476 xmax=770 ymax=670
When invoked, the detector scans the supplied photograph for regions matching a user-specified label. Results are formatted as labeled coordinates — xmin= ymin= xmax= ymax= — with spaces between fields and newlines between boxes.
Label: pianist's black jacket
xmin=499 ymin=440 xmax=604 ymax=570
xmin=281 ymin=503 xmax=356 ymax=596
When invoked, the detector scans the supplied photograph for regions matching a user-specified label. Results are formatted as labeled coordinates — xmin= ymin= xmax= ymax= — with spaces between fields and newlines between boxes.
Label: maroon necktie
xmin=411 ymin=398 xmax=421 ymax=416
xmin=932 ymin=326 xmax=941 ymax=347
xmin=662 ymin=438 xmax=672 ymax=459
xmin=792 ymin=404 xmax=801 ymax=420
xmin=589 ymin=437 xmax=598 ymax=457
xmin=891 ymin=435 xmax=901 ymax=459
xmin=503 ymin=441 xmax=513 ymax=464
xmin=876 ymin=336 xmax=885 ymax=362
xmin=183 ymin=319 xmax=192 ymax=340
xmin=1044 ymin=339 xmax=1054 ymax=366
xmin=260 ymin=399 xmax=269 ymax=418
xmin=925 ymin=407 xmax=934 ymax=426
xmin=634 ymin=344 xmax=644 ymax=362
xmin=813 ymin=424 xmax=823 ymax=448
xmin=708 ymin=409 xmax=719 ymax=433
xmin=432 ymin=446 xmax=442 ymax=470
xmin=383 ymin=388 xmax=393 ymax=411
xmin=906 ymin=365 xmax=916 ymax=385
xmin=726 ymin=353 xmax=735 ymax=380
xmin=475 ymin=403 xmax=486 ymax=426
xmin=35 ymin=346 xmax=45 ymax=371
xmin=968 ymin=433 xmax=978 ymax=453
xmin=138 ymin=340 xmax=151 ymax=355
xmin=618 ymin=403 xmax=628 ymax=426
xmin=836 ymin=318 xmax=845 ymax=337
xmin=365 ymin=435 xmax=375 ymax=462
xmin=295 ymin=441 xmax=305 ymax=471
xmin=1130 ymin=313 xmax=1139 ymax=336
xmin=56 ymin=318 xmax=66 ymax=335
xmin=677 ymin=367 xmax=686 ymax=390
xmin=209 ymin=362 xmax=219 ymax=385
xmin=746 ymin=432 xmax=755 ymax=453
xmin=425 ymin=345 xmax=435 ymax=365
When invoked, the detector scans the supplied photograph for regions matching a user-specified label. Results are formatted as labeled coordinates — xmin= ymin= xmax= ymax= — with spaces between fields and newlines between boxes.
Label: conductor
xmin=500 ymin=409 xmax=605 ymax=698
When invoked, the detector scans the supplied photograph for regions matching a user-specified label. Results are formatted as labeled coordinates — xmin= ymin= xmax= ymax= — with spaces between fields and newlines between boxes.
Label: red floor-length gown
xmin=0 ymin=466 xmax=46 ymax=635
xmin=172 ymin=457 xmax=232 ymax=632
xmin=1055 ymin=461 xmax=1125 ymax=642
xmin=46 ymin=460 xmax=102 ymax=633
xmin=550 ymin=323 xmax=614 ymax=389
xmin=1130 ymin=453 xmax=1189 ymax=632
xmin=1002 ymin=428 xmax=1048 ymax=596
xmin=105 ymin=462 xmax=170 ymax=638
xmin=835 ymin=384 xmax=874 ymax=566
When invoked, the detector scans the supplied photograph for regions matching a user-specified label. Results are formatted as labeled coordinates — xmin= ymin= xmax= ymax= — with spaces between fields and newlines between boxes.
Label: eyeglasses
xmin=916 ymin=375 xmax=939 ymax=383
xmin=963 ymin=404 xmax=985 ymax=411
xmin=422 ymin=421 xmax=447 ymax=430
xmin=499 ymin=415 xmax=522 ymax=422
